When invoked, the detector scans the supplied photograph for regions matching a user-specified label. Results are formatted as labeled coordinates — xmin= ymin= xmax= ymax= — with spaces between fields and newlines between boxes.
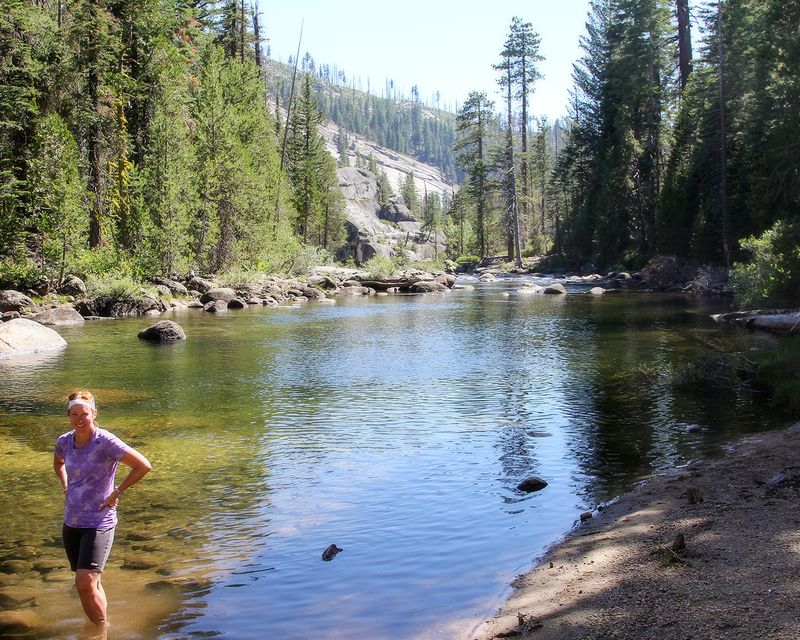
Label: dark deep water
xmin=0 ymin=277 xmax=788 ymax=639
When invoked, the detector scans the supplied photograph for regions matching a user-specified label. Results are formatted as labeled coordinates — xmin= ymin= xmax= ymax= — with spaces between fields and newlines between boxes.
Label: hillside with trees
xmin=1 ymin=0 xmax=797 ymax=309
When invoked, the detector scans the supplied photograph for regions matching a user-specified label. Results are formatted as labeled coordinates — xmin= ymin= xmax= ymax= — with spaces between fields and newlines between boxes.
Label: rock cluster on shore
xmin=0 ymin=268 xmax=460 ymax=356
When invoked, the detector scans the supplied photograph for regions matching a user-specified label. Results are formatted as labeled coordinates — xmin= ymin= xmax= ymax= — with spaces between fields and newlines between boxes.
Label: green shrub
xmin=752 ymin=336 xmax=800 ymax=415
xmin=0 ymin=255 xmax=42 ymax=290
xmin=730 ymin=219 xmax=800 ymax=309
xmin=364 ymin=254 xmax=396 ymax=279
xmin=217 ymin=269 xmax=267 ymax=289
xmin=68 ymin=246 xmax=134 ymax=281
xmin=456 ymin=254 xmax=480 ymax=265
xmin=86 ymin=272 xmax=142 ymax=300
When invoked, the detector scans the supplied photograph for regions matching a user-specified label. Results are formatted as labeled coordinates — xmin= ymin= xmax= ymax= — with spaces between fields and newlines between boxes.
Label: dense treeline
xmin=455 ymin=1 xmax=799 ymax=305
xmin=0 ymin=0 xmax=343 ymax=289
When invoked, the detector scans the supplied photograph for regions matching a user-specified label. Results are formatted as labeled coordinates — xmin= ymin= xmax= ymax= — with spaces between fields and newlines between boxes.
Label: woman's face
xmin=68 ymin=405 xmax=96 ymax=430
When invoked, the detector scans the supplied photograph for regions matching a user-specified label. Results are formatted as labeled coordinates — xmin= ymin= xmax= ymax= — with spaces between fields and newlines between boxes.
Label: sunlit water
xmin=0 ymin=277 xmax=787 ymax=639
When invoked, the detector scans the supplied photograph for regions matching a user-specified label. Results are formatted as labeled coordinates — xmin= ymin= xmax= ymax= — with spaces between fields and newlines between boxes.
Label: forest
xmin=453 ymin=0 xmax=798 ymax=307
xmin=1 ymin=0 xmax=798 ymax=308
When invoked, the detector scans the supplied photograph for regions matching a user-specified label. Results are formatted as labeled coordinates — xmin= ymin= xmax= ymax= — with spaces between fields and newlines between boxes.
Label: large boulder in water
xmin=543 ymin=283 xmax=567 ymax=295
xmin=199 ymin=288 xmax=237 ymax=304
xmin=137 ymin=320 xmax=186 ymax=342
xmin=0 ymin=318 xmax=67 ymax=358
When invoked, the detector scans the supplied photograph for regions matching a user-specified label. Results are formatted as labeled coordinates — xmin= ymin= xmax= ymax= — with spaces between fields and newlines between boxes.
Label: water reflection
xmin=0 ymin=285 xmax=789 ymax=639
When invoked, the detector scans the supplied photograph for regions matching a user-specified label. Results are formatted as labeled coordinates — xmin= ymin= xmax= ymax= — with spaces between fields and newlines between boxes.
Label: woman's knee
xmin=75 ymin=570 xmax=100 ymax=593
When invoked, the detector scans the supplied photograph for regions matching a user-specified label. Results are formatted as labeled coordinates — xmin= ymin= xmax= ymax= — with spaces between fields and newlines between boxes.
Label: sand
xmin=473 ymin=422 xmax=800 ymax=640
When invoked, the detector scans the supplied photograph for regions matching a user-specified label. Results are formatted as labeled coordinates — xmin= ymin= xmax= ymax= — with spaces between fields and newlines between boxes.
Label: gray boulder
xmin=138 ymin=320 xmax=187 ymax=342
xmin=0 ymin=318 xmax=67 ymax=358
xmin=0 ymin=290 xmax=35 ymax=313
xmin=199 ymin=288 xmax=237 ymax=304
xmin=30 ymin=306 xmax=85 ymax=326
xmin=302 ymin=286 xmax=327 ymax=301
xmin=58 ymin=274 xmax=87 ymax=297
xmin=543 ymin=283 xmax=567 ymax=295
xmin=74 ymin=295 xmax=166 ymax=317
xmin=226 ymin=298 xmax=248 ymax=309
xmin=203 ymin=299 xmax=228 ymax=313
xmin=187 ymin=276 xmax=214 ymax=294
xmin=518 ymin=284 xmax=544 ymax=295
xmin=410 ymin=281 xmax=448 ymax=293
xmin=334 ymin=286 xmax=373 ymax=297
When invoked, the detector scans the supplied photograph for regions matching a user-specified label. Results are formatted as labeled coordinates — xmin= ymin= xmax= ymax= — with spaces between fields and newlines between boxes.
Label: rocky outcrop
xmin=75 ymin=295 xmax=167 ymax=317
xmin=0 ymin=318 xmax=67 ymax=358
xmin=336 ymin=167 xmax=445 ymax=265
xmin=712 ymin=309 xmax=800 ymax=334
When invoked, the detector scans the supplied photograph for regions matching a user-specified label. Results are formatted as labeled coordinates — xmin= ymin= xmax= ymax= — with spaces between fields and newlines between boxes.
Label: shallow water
xmin=0 ymin=278 xmax=787 ymax=639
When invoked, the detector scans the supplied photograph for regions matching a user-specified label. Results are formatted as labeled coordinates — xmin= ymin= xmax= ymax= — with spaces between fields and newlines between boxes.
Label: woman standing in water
xmin=53 ymin=390 xmax=152 ymax=627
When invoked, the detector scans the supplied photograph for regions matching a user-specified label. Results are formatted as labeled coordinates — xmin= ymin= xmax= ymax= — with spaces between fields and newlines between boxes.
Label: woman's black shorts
xmin=62 ymin=524 xmax=116 ymax=572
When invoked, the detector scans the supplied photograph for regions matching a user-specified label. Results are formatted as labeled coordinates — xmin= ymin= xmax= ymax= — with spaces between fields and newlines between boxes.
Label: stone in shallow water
xmin=517 ymin=476 xmax=548 ymax=493
xmin=0 ymin=318 xmax=67 ymax=358
xmin=0 ymin=610 xmax=40 ymax=635
xmin=137 ymin=320 xmax=187 ymax=342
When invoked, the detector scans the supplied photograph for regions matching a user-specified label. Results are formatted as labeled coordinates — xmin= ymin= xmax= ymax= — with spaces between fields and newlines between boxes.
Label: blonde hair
xmin=67 ymin=389 xmax=96 ymax=413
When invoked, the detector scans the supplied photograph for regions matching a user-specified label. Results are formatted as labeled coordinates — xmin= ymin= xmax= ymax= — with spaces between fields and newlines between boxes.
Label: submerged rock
xmin=517 ymin=476 xmax=548 ymax=493
xmin=0 ymin=610 xmax=40 ymax=635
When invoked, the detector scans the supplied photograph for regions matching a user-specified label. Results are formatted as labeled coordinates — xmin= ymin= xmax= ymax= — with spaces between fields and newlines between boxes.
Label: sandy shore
xmin=473 ymin=422 xmax=800 ymax=640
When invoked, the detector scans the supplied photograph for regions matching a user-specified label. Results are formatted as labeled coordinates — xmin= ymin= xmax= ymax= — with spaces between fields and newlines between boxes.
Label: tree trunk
xmin=717 ymin=0 xmax=729 ymax=268
xmin=677 ymin=0 xmax=693 ymax=90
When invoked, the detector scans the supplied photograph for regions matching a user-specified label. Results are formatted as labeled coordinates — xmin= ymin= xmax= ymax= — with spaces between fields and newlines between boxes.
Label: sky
xmin=258 ymin=0 xmax=592 ymax=121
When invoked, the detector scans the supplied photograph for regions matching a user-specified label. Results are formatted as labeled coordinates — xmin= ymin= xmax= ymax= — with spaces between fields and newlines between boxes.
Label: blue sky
xmin=258 ymin=0 xmax=591 ymax=120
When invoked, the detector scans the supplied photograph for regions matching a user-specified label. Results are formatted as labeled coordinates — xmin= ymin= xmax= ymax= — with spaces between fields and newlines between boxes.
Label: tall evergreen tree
xmin=455 ymin=91 xmax=496 ymax=258
xmin=497 ymin=17 xmax=544 ymax=263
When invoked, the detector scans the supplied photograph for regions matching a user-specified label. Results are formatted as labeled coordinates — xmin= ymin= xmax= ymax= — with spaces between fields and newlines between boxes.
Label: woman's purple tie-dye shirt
xmin=55 ymin=427 xmax=129 ymax=528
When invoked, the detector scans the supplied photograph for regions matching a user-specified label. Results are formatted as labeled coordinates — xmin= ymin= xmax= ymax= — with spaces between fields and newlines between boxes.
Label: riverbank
xmin=474 ymin=422 xmax=800 ymax=640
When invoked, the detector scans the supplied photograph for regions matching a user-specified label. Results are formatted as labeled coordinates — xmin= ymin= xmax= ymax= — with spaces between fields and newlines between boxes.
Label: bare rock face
xmin=0 ymin=318 xmax=67 ymax=358
xmin=336 ymin=167 xmax=445 ymax=265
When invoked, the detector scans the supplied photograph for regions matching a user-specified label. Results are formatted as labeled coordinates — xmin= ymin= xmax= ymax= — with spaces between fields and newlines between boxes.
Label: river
xmin=0 ymin=277 xmax=786 ymax=639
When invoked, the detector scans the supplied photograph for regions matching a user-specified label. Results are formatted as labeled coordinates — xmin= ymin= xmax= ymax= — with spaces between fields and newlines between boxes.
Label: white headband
xmin=68 ymin=399 xmax=95 ymax=409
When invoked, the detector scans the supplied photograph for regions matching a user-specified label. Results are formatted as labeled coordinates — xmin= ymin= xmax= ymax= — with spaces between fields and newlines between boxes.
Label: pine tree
xmin=497 ymin=17 xmax=544 ymax=264
xmin=455 ymin=91 xmax=497 ymax=258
